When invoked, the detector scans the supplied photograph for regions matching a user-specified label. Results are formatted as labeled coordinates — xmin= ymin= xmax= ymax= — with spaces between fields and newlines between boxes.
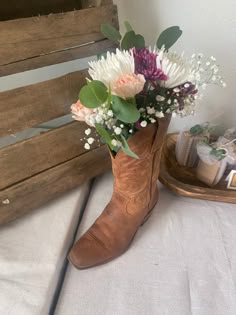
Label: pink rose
xmin=111 ymin=73 xmax=145 ymax=99
xmin=71 ymin=100 xmax=94 ymax=125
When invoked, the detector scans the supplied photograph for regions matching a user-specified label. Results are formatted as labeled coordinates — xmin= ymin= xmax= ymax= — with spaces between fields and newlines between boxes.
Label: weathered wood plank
xmin=0 ymin=145 xmax=111 ymax=225
xmin=0 ymin=39 xmax=116 ymax=77
xmin=0 ymin=4 xmax=115 ymax=66
xmin=0 ymin=0 xmax=112 ymax=21
xmin=0 ymin=122 xmax=100 ymax=190
xmin=0 ymin=0 xmax=82 ymax=21
xmin=0 ymin=69 xmax=88 ymax=137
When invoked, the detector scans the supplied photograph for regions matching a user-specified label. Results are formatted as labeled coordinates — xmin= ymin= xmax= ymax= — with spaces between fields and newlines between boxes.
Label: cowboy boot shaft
xmin=68 ymin=116 xmax=171 ymax=269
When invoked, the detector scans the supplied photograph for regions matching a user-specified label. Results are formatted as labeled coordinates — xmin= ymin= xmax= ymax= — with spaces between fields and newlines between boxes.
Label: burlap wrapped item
xmin=196 ymin=137 xmax=236 ymax=186
xmin=176 ymin=123 xmax=210 ymax=167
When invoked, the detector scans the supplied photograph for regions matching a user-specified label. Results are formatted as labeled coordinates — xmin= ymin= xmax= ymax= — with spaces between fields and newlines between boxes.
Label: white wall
xmin=114 ymin=0 xmax=236 ymax=132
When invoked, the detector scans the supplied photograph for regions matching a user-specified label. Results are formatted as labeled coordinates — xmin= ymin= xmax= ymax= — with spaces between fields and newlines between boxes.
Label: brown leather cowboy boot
xmin=68 ymin=115 xmax=171 ymax=269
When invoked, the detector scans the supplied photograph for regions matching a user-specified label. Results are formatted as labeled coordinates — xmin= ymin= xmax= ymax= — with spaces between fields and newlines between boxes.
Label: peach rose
xmin=71 ymin=100 xmax=94 ymax=125
xmin=111 ymin=73 xmax=145 ymax=100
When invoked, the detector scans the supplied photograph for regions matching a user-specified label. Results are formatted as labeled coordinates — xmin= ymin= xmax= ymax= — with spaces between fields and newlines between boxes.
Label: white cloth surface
xmin=0 ymin=182 xmax=90 ymax=315
xmin=56 ymin=171 xmax=236 ymax=315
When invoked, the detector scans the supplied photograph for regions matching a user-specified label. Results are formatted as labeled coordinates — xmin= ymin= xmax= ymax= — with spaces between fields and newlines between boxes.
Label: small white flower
xmin=85 ymin=128 xmax=91 ymax=135
xmin=120 ymin=124 xmax=124 ymax=128
xmin=206 ymin=61 xmax=211 ymax=66
xmin=114 ymin=127 xmax=122 ymax=135
xmin=140 ymin=121 xmax=147 ymax=127
xmin=129 ymin=129 xmax=133 ymax=133
xmin=84 ymin=143 xmax=90 ymax=150
xmin=173 ymin=88 xmax=180 ymax=93
xmin=211 ymin=56 xmax=216 ymax=61
xmin=151 ymin=118 xmax=156 ymax=123
xmin=107 ymin=110 xmax=113 ymax=117
xmin=139 ymin=107 xmax=145 ymax=113
xmin=155 ymin=111 xmax=164 ymax=118
xmin=111 ymin=139 xmax=118 ymax=146
xmin=147 ymin=107 xmax=156 ymax=114
xmin=167 ymin=99 xmax=172 ymax=105
xmin=156 ymin=95 xmax=165 ymax=102
xmin=184 ymin=83 xmax=190 ymax=88
xmin=87 ymin=137 xmax=95 ymax=145
xmin=95 ymin=115 xmax=104 ymax=124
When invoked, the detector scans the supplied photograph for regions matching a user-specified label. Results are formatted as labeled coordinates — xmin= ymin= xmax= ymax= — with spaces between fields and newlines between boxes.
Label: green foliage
xmin=101 ymin=24 xmax=121 ymax=41
xmin=210 ymin=148 xmax=227 ymax=161
xmin=121 ymin=31 xmax=145 ymax=50
xmin=79 ymin=80 xmax=108 ymax=108
xmin=157 ymin=26 xmax=182 ymax=50
xmin=111 ymin=95 xmax=140 ymax=123
xmin=124 ymin=21 xmax=133 ymax=32
xmin=121 ymin=135 xmax=139 ymax=159
xmin=190 ymin=124 xmax=204 ymax=135
xmin=95 ymin=124 xmax=115 ymax=150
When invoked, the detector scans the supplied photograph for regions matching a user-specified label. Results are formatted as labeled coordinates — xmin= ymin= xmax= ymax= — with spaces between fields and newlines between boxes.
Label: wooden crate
xmin=0 ymin=0 xmax=117 ymax=224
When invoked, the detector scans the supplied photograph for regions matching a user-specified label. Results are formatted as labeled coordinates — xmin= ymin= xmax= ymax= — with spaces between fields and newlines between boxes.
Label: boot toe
xmin=68 ymin=233 xmax=112 ymax=269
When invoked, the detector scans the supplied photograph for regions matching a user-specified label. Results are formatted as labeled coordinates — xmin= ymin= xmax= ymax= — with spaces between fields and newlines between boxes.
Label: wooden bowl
xmin=159 ymin=133 xmax=236 ymax=203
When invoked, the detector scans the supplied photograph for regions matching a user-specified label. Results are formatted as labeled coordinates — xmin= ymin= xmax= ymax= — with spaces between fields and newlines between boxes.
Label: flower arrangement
xmin=71 ymin=22 xmax=225 ymax=158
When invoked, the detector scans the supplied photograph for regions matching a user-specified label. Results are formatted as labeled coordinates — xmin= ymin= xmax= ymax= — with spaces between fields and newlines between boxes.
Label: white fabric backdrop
xmin=56 ymin=172 xmax=236 ymax=315
xmin=0 ymin=182 xmax=90 ymax=315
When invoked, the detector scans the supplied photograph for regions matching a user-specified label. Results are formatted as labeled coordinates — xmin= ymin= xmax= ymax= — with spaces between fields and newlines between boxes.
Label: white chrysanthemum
xmin=157 ymin=49 xmax=195 ymax=88
xmin=89 ymin=48 xmax=145 ymax=99
xmin=88 ymin=49 xmax=135 ymax=87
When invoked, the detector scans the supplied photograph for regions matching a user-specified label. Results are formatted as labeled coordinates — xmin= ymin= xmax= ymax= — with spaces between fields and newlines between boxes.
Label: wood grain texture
xmin=0 ymin=4 xmax=115 ymax=66
xmin=0 ymin=39 xmax=116 ymax=77
xmin=159 ymin=133 xmax=236 ymax=203
xmin=0 ymin=0 xmax=113 ymax=20
xmin=0 ymin=145 xmax=111 ymax=225
xmin=0 ymin=122 xmax=101 ymax=190
xmin=0 ymin=70 xmax=88 ymax=137
xmin=0 ymin=0 xmax=82 ymax=21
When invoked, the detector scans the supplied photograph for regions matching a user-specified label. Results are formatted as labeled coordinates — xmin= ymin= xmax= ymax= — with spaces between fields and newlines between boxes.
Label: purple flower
xmin=133 ymin=47 xmax=167 ymax=81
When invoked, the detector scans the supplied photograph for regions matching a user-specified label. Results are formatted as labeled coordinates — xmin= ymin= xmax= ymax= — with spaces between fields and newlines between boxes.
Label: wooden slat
xmin=0 ymin=122 xmax=100 ymax=190
xmin=0 ymin=4 xmax=115 ymax=66
xmin=0 ymin=145 xmax=111 ymax=225
xmin=0 ymin=39 xmax=116 ymax=77
xmin=0 ymin=0 xmax=82 ymax=21
xmin=0 ymin=70 xmax=88 ymax=137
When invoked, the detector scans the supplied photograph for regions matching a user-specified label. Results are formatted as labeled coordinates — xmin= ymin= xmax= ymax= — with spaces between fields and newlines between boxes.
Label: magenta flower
xmin=133 ymin=47 xmax=167 ymax=81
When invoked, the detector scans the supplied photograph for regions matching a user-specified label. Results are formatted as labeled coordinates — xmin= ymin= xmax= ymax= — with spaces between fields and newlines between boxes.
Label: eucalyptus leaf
xmin=210 ymin=148 xmax=227 ymax=161
xmin=79 ymin=80 xmax=108 ymax=108
xmin=121 ymin=31 xmax=145 ymax=50
xmin=190 ymin=124 xmax=204 ymax=135
xmin=124 ymin=21 xmax=133 ymax=32
xmin=111 ymin=95 xmax=140 ymax=123
xmin=157 ymin=26 xmax=182 ymax=50
xmin=101 ymin=23 xmax=121 ymax=41
xmin=121 ymin=135 xmax=139 ymax=159
xmin=95 ymin=124 xmax=115 ymax=150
